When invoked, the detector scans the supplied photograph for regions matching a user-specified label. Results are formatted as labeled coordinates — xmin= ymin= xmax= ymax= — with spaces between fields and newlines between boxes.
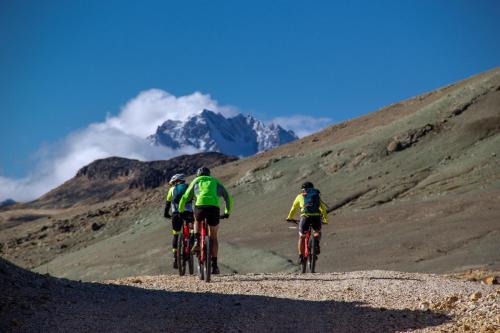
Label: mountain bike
xmin=287 ymin=219 xmax=318 ymax=273
xmin=196 ymin=215 xmax=228 ymax=282
xmin=176 ymin=219 xmax=194 ymax=276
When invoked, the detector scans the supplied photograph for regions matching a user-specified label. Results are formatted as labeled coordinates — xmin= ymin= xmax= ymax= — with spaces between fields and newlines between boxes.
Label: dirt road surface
xmin=1 ymin=258 xmax=498 ymax=332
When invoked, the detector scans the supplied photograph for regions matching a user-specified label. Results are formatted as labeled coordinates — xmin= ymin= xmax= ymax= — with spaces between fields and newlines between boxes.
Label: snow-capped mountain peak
xmin=149 ymin=109 xmax=297 ymax=156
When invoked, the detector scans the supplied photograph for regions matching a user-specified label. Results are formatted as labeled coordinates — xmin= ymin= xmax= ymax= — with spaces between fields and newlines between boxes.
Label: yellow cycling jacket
xmin=286 ymin=193 xmax=328 ymax=223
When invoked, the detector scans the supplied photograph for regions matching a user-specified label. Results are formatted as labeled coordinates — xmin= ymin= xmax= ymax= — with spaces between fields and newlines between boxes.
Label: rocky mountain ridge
xmin=149 ymin=109 xmax=298 ymax=156
xmin=32 ymin=152 xmax=237 ymax=208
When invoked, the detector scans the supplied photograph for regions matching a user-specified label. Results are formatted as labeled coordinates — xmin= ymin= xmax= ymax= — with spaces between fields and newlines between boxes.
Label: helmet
xmin=196 ymin=167 xmax=211 ymax=177
xmin=169 ymin=173 xmax=185 ymax=185
xmin=301 ymin=181 xmax=314 ymax=189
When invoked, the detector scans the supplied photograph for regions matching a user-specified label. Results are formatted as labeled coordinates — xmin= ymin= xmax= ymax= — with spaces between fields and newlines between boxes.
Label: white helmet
xmin=169 ymin=173 xmax=185 ymax=185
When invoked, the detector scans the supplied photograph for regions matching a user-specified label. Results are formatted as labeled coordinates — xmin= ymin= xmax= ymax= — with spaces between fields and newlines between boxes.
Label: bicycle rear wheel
xmin=301 ymin=255 xmax=307 ymax=273
xmin=203 ymin=235 xmax=211 ymax=282
xmin=188 ymin=251 xmax=194 ymax=275
xmin=309 ymin=236 xmax=317 ymax=273
xmin=177 ymin=237 xmax=186 ymax=276
xmin=197 ymin=235 xmax=204 ymax=280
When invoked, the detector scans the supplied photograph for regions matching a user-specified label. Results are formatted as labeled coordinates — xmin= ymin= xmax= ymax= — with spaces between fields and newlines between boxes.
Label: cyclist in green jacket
xmin=179 ymin=166 xmax=233 ymax=274
xmin=164 ymin=173 xmax=194 ymax=269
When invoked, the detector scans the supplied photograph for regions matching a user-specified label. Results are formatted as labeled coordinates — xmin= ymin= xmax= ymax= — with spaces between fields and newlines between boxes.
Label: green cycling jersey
xmin=179 ymin=175 xmax=233 ymax=214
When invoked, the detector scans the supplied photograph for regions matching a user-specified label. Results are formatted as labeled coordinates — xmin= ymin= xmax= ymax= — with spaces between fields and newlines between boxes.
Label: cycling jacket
xmin=179 ymin=176 xmax=233 ymax=214
xmin=165 ymin=184 xmax=192 ymax=213
xmin=287 ymin=192 xmax=328 ymax=223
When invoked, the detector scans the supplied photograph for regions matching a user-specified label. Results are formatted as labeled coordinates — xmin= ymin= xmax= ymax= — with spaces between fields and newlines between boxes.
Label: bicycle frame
xmin=303 ymin=227 xmax=311 ymax=258
xmin=199 ymin=219 xmax=208 ymax=264
xmin=287 ymin=219 xmax=318 ymax=273
xmin=182 ymin=222 xmax=191 ymax=257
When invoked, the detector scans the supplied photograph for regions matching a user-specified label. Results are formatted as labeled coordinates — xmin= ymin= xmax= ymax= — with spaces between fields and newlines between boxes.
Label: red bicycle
xmin=287 ymin=219 xmax=318 ymax=273
xmin=197 ymin=215 xmax=228 ymax=282
xmin=176 ymin=219 xmax=194 ymax=276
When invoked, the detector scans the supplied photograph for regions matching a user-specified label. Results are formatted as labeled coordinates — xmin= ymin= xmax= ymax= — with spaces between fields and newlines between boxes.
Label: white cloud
xmin=0 ymin=88 xmax=332 ymax=202
xmin=104 ymin=89 xmax=237 ymax=137
xmin=270 ymin=115 xmax=332 ymax=138
xmin=0 ymin=89 xmax=233 ymax=202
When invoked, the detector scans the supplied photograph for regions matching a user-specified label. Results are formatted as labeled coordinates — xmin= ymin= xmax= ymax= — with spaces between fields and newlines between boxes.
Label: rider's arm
xmin=286 ymin=194 xmax=302 ymax=220
xmin=179 ymin=179 xmax=196 ymax=213
xmin=216 ymin=181 xmax=233 ymax=215
xmin=164 ymin=187 xmax=174 ymax=217
xmin=320 ymin=200 xmax=328 ymax=224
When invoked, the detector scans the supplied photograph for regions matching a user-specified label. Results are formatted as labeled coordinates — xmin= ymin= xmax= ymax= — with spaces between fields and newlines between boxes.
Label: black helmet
xmin=301 ymin=181 xmax=314 ymax=189
xmin=197 ymin=166 xmax=211 ymax=177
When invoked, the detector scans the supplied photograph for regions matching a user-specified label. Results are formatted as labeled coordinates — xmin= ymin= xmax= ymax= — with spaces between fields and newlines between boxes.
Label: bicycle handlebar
xmin=286 ymin=219 xmax=299 ymax=224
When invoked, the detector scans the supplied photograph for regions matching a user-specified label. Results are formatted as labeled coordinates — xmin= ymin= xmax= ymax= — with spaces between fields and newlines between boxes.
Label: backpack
xmin=173 ymin=183 xmax=188 ymax=204
xmin=302 ymin=188 xmax=321 ymax=214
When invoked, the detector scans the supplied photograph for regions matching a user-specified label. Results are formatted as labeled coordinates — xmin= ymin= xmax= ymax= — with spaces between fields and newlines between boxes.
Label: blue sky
xmin=0 ymin=0 xmax=499 ymax=201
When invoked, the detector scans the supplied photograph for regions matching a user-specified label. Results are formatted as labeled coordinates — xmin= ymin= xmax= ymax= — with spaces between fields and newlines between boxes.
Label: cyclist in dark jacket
xmin=179 ymin=167 xmax=233 ymax=274
xmin=164 ymin=174 xmax=194 ymax=269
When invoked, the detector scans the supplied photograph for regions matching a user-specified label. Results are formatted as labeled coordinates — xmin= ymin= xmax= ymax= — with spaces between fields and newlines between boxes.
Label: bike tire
xmin=197 ymin=254 xmax=204 ymax=280
xmin=301 ymin=256 xmax=307 ymax=274
xmin=177 ymin=237 xmax=186 ymax=276
xmin=309 ymin=236 xmax=316 ymax=273
xmin=204 ymin=235 xmax=211 ymax=282
xmin=188 ymin=251 xmax=194 ymax=275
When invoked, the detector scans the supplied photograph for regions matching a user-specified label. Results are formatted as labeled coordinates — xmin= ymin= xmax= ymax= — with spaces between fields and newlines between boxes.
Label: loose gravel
xmin=1 ymin=258 xmax=498 ymax=332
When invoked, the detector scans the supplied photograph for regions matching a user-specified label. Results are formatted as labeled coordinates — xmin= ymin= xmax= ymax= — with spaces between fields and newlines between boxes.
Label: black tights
xmin=172 ymin=234 xmax=179 ymax=256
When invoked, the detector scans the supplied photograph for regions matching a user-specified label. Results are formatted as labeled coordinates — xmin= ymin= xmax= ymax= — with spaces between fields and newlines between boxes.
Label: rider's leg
xmin=171 ymin=213 xmax=182 ymax=268
xmin=298 ymin=216 xmax=308 ymax=256
xmin=298 ymin=235 xmax=306 ymax=255
xmin=208 ymin=225 xmax=219 ymax=257
xmin=207 ymin=207 xmax=221 ymax=274
xmin=171 ymin=213 xmax=183 ymax=252
xmin=192 ymin=208 xmax=202 ymax=252
xmin=190 ymin=219 xmax=201 ymax=252
xmin=312 ymin=216 xmax=322 ymax=254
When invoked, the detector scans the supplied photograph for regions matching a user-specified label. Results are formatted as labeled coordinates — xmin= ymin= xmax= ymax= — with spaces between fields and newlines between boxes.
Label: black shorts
xmin=299 ymin=215 xmax=322 ymax=235
xmin=194 ymin=206 xmax=220 ymax=227
xmin=172 ymin=211 xmax=194 ymax=232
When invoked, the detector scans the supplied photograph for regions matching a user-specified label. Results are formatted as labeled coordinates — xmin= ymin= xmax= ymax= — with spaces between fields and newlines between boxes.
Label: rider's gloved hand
xmin=221 ymin=213 xmax=230 ymax=219
xmin=164 ymin=213 xmax=172 ymax=219
xmin=286 ymin=218 xmax=294 ymax=222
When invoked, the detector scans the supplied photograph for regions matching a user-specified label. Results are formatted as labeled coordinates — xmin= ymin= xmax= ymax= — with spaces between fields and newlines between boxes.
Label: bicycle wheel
xmin=204 ymin=235 xmax=211 ymax=282
xmin=188 ymin=251 xmax=194 ymax=275
xmin=301 ymin=254 xmax=307 ymax=274
xmin=197 ymin=253 xmax=204 ymax=280
xmin=177 ymin=237 xmax=186 ymax=276
xmin=197 ymin=237 xmax=204 ymax=280
xmin=309 ymin=236 xmax=317 ymax=273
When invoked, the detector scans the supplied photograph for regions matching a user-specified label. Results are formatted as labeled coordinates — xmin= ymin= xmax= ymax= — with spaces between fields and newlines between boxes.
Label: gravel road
xmin=1 ymin=258 xmax=499 ymax=332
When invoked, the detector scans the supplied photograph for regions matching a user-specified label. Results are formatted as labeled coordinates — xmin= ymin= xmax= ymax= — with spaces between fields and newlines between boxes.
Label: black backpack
xmin=173 ymin=183 xmax=188 ymax=204
xmin=302 ymin=188 xmax=321 ymax=214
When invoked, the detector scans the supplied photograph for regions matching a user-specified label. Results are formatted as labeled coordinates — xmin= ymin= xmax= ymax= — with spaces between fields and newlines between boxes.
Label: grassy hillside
xmin=2 ymin=67 xmax=499 ymax=281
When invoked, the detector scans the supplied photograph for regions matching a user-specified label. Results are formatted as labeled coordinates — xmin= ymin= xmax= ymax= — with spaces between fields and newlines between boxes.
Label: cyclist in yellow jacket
xmin=286 ymin=181 xmax=328 ymax=264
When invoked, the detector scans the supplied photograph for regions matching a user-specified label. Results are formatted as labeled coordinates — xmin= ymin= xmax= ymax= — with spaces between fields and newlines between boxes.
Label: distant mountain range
xmin=0 ymin=198 xmax=16 ymax=209
xmin=148 ymin=109 xmax=297 ymax=156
